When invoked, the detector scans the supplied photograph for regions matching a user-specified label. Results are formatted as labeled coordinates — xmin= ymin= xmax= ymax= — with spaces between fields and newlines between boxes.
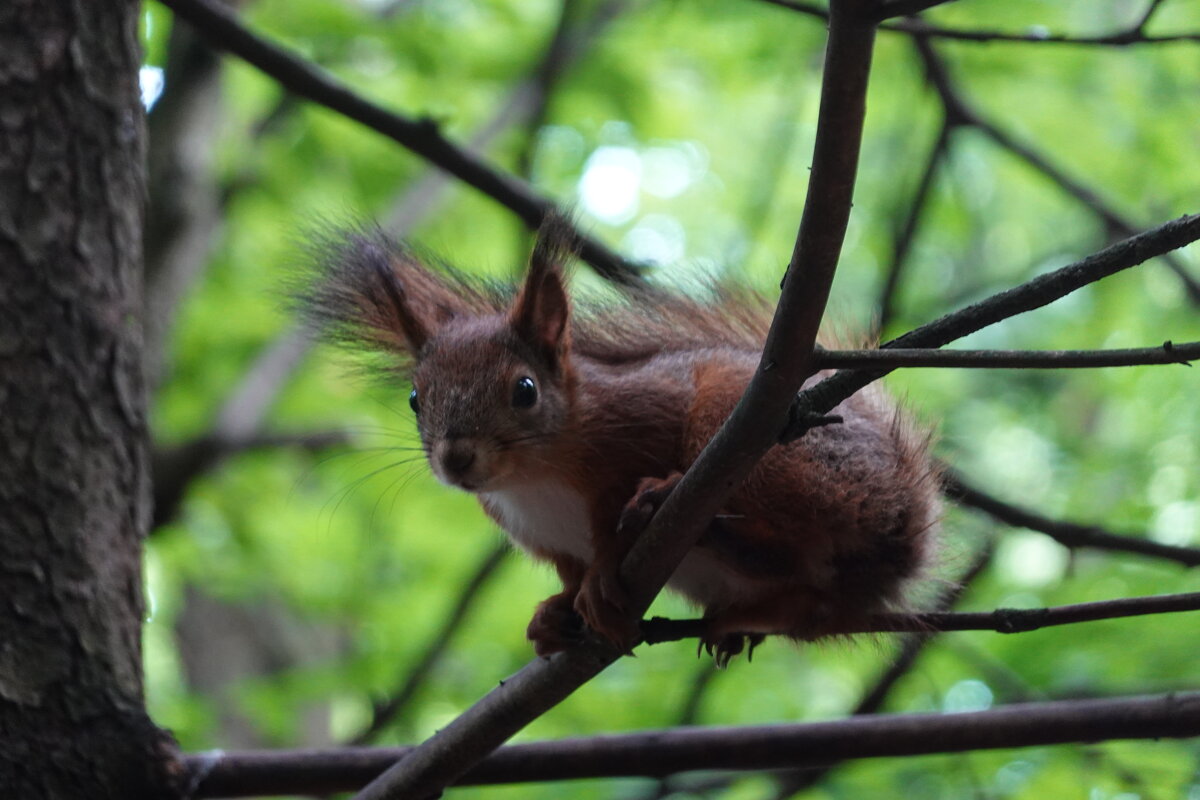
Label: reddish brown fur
xmin=305 ymin=217 xmax=941 ymax=661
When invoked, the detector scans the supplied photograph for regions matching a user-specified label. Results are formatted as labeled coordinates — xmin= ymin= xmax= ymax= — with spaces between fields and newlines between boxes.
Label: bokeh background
xmin=139 ymin=1 xmax=1200 ymax=797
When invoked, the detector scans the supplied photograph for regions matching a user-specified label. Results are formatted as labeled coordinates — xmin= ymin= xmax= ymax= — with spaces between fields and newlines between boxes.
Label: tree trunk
xmin=0 ymin=2 xmax=178 ymax=797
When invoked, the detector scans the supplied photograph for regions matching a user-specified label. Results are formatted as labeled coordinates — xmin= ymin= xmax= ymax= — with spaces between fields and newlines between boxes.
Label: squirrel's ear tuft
xmin=511 ymin=214 xmax=577 ymax=367
xmin=299 ymin=225 xmax=462 ymax=359
xmin=372 ymin=254 xmax=436 ymax=352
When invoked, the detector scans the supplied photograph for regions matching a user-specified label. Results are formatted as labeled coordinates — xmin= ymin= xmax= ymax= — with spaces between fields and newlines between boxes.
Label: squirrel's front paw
xmin=574 ymin=567 xmax=640 ymax=653
xmin=617 ymin=472 xmax=684 ymax=536
xmin=526 ymin=592 xmax=585 ymax=657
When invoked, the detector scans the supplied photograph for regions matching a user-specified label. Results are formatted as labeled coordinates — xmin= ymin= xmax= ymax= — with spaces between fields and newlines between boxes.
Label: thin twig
xmin=155 ymin=0 xmax=644 ymax=284
xmin=640 ymin=591 xmax=1200 ymax=644
xmin=759 ymin=0 xmax=1200 ymax=46
xmin=765 ymin=545 xmax=994 ymax=798
xmin=152 ymin=429 xmax=351 ymax=528
xmin=636 ymin=661 xmax=720 ymax=799
xmin=348 ymin=544 xmax=510 ymax=745
xmin=913 ymin=36 xmax=1200 ymax=305
xmin=943 ymin=470 xmax=1200 ymax=567
xmin=181 ymin=691 xmax=1200 ymax=796
xmin=873 ymin=0 xmax=960 ymax=21
xmin=386 ymin=0 xmax=628 ymax=235
xmin=813 ymin=341 xmax=1200 ymax=369
xmin=877 ymin=119 xmax=953 ymax=331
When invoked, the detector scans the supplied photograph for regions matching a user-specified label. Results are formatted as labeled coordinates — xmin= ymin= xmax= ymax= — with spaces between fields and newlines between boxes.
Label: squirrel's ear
xmin=373 ymin=255 xmax=440 ymax=353
xmin=511 ymin=220 xmax=573 ymax=366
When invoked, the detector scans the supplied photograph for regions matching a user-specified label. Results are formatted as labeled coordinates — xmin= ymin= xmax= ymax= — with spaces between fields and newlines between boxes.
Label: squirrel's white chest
xmin=480 ymin=482 xmax=593 ymax=562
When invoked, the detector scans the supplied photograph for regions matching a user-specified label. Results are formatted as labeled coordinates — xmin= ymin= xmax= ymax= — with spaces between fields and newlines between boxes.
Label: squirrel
xmin=304 ymin=216 xmax=941 ymax=664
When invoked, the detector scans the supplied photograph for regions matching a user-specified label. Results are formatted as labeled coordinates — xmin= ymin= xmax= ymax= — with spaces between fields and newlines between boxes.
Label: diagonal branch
xmin=877 ymin=118 xmax=953 ymax=330
xmin=873 ymin=0 xmax=959 ymax=21
xmin=913 ymin=36 xmax=1200 ymax=305
xmin=155 ymin=0 xmax=644 ymax=284
xmin=386 ymin=0 xmax=629 ymax=234
xmin=944 ymin=470 xmax=1200 ymax=567
xmin=783 ymin=211 xmax=1200 ymax=442
xmin=181 ymin=691 xmax=1200 ymax=796
xmin=348 ymin=3 xmax=883 ymax=797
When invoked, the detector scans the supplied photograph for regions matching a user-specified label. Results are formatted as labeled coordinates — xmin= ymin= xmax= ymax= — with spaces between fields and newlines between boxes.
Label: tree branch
xmin=347 ymin=3 xmax=882 ymax=797
xmin=944 ymin=470 xmax=1200 ymax=568
xmin=877 ymin=118 xmax=952 ymax=330
xmin=894 ymin=19 xmax=1200 ymax=46
xmin=152 ymin=428 xmax=350 ymax=528
xmin=181 ymin=691 xmax=1200 ymax=796
xmin=385 ymin=0 xmax=627 ymax=234
xmin=782 ymin=211 xmax=1200 ymax=442
xmin=759 ymin=0 xmax=1200 ymax=46
xmin=155 ymin=0 xmax=644 ymax=284
xmin=640 ymin=591 xmax=1200 ymax=644
xmin=873 ymin=0 xmax=959 ymax=21
xmin=913 ymin=36 xmax=1200 ymax=305
xmin=813 ymin=340 xmax=1200 ymax=370
xmin=767 ymin=545 xmax=993 ymax=798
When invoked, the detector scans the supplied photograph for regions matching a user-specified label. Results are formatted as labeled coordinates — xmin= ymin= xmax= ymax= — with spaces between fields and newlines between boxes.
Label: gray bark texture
xmin=0 ymin=2 xmax=178 ymax=797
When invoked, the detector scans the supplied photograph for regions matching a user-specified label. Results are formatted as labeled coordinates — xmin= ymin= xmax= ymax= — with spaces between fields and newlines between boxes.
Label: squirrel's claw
xmin=699 ymin=627 xmax=766 ymax=668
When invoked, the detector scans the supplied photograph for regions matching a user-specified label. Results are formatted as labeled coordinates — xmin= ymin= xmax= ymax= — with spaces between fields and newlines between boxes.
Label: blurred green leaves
xmin=142 ymin=1 xmax=1199 ymax=797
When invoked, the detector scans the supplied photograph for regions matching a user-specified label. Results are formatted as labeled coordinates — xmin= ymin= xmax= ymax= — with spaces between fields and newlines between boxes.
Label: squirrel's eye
xmin=408 ymin=387 xmax=420 ymax=415
xmin=511 ymin=376 xmax=538 ymax=409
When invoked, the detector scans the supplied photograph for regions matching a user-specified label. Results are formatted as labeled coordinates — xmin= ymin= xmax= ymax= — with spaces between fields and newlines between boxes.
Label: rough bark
xmin=0 ymin=2 xmax=178 ymax=797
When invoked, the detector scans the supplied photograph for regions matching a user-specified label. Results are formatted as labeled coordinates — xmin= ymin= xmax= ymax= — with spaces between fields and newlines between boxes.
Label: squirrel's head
xmin=394 ymin=229 xmax=575 ymax=492
xmin=305 ymin=215 xmax=581 ymax=492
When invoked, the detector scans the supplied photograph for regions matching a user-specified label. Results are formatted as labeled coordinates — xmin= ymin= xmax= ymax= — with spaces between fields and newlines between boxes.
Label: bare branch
xmin=874 ymin=0 xmax=959 ymax=21
xmin=152 ymin=428 xmax=350 ymax=528
xmin=814 ymin=340 xmax=1200 ymax=370
xmin=348 ymin=3 xmax=883 ymax=797
xmin=760 ymin=0 xmax=1200 ymax=46
xmin=783 ymin=212 xmax=1200 ymax=442
xmin=765 ymin=545 xmax=994 ymax=798
xmin=944 ymin=470 xmax=1200 ymax=568
xmin=877 ymin=119 xmax=952 ymax=330
xmin=913 ymin=37 xmax=1200 ymax=305
xmin=181 ymin=691 xmax=1200 ymax=796
xmin=155 ymin=0 xmax=644 ymax=284
xmin=640 ymin=591 xmax=1200 ymax=644
xmin=1133 ymin=0 xmax=1170 ymax=33
xmin=893 ymin=16 xmax=1200 ymax=45
xmin=386 ymin=0 xmax=628 ymax=234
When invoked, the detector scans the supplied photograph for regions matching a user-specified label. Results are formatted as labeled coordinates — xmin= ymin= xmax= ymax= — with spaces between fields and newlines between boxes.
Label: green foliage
xmin=143 ymin=0 xmax=1200 ymax=797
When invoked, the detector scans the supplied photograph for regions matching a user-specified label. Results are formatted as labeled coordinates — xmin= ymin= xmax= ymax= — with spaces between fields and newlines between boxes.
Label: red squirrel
xmin=306 ymin=217 xmax=941 ymax=663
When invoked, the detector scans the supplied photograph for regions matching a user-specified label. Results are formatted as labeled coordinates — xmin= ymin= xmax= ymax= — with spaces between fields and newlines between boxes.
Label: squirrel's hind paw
xmin=700 ymin=631 xmax=766 ymax=668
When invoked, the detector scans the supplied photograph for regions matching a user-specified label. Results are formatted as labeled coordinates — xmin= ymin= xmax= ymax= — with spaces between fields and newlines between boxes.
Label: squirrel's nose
xmin=441 ymin=439 xmax=478 ymax=478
